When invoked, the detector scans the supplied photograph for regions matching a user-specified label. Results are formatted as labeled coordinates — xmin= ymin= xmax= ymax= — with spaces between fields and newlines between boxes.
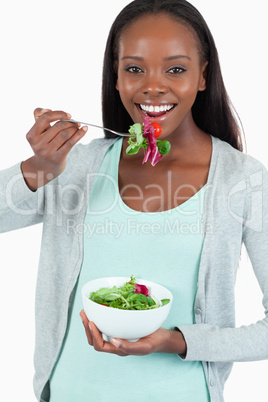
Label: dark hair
xmin=102 ymin=0 xmax=244 ymax=151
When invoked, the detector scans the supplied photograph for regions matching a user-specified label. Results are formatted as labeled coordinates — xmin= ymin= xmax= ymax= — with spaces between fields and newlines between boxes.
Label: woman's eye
xmin=126 ymin=66 xmax=143 ymax=73
xmin=167 ymin=67 xmax=186 ymax=74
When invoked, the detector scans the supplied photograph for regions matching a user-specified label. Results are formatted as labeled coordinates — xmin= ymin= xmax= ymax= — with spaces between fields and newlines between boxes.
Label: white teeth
xmin=140 ymin=104 xmax=174 ymax=113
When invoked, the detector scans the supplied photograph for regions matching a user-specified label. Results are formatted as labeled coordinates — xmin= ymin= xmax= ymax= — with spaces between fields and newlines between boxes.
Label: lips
xmin=137 ymin=103 xmax=176 ymax=118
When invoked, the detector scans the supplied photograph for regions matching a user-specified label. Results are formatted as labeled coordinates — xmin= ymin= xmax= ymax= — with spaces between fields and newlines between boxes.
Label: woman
xmin=1 ymin=1 xmax=267 ymax=401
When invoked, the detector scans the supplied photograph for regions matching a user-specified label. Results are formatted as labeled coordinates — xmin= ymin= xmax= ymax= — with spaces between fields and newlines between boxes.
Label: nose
xmin=140 ymin=73 xmax=168 ymax=96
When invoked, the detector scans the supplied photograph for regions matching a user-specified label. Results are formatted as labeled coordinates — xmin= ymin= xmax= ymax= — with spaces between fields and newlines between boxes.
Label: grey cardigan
xmin=1 ymin=135 xmax=268 ymax=402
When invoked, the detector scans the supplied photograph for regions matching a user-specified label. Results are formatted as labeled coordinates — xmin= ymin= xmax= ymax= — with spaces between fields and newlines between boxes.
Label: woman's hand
xmin=21 ymin=108 xmax=88 ymax=191
xmin=80 ymin=309 xmax=187 ymax=357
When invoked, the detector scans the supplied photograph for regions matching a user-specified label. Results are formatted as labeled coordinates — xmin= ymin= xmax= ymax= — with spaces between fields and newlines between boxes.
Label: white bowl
xmin=81 ymin=277 xmax=173 ymax=342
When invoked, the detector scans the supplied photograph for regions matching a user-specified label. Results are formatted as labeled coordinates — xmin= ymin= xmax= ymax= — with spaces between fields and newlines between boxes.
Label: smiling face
xmin=116 ymin=13 xmax=208 ymax=139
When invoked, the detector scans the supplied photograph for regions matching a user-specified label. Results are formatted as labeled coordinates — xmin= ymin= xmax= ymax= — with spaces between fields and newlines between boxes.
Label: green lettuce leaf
xmin=156 ymin=140 xmax=171 ymax=156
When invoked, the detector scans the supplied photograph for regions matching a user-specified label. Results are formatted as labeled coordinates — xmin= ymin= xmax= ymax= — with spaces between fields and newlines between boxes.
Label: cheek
xmin=175 ymin=78 xmax=201 ymax=101
xmin=117 ymin=78 xmax=135 ymax=99
xmin=116 ymin=77 xmax=137 ymax=120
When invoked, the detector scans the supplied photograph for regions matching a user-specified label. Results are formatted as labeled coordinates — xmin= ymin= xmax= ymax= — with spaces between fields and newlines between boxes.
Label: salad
xmin=126 ymin=115 xmax=171 ymax=166
xmin=89 ymin=275 xmax=170 ymax=310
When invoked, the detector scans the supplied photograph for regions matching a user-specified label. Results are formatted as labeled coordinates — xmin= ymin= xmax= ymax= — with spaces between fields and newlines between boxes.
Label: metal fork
xmin=61 ymin=119 xmax=131 ymax=137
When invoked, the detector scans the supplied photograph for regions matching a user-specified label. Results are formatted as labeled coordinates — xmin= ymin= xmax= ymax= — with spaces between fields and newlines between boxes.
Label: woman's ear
xmin=198 ymin=61 xmax=208 ymax=91
xmin=116 ymin=80 xmax=119 ymax=91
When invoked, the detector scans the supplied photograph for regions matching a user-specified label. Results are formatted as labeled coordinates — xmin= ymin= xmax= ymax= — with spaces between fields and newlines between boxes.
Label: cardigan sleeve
xmin=177 ymin=158 xmax=268 ymax=363
xmin=0 ymin=162 xmax=44 ymax=233
xmin=0 ymin=139 xmax=113 ymax=234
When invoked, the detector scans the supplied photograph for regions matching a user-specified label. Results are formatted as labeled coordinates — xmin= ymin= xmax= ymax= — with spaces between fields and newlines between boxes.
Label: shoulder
xmin=212 ymin=136 xmax=268 ymax=181
xmin=210 ymin=136 xmax=268 ymax=233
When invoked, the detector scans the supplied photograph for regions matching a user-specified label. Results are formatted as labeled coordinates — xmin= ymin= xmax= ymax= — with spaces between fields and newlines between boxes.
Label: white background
xmin=0 ymin=1 xmax=267 ymax=401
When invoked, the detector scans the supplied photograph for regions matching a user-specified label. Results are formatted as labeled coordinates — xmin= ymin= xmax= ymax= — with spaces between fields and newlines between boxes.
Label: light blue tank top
xmin=49 ymin=139 xmax=210 ymax=402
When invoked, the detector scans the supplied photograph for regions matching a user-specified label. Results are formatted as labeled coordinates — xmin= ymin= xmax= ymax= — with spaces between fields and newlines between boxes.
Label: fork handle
xmin=61 ymin=119 xmax=129 ymax=137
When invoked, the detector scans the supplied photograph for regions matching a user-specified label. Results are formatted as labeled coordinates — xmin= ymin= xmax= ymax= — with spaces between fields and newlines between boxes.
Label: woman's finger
xmin=26 ymin=111 xmax=75 ymax=145
xmin=110 ymin=337 xmax=152 ymax=355
xmin=35 ymin=125 xmax=87 ymax=164
xmin=89 ymin=321 xmax=128 ymax=357
xmin=34 ymin=120 xmax=80 ymax=146
xmin=53 ymin=126 xmax=88 ymax=156
xmin=34 ymin=108 xmax=52 ymax=122
xmin=32 ymin=110 xmax=72 ymax=135
xmin=80 ymin=309 xmax=88 ymax=324
xmin=80 ymin=310 xmax=93 ymax=346
xmin=110 ymin=328 xmax=169 ymax=355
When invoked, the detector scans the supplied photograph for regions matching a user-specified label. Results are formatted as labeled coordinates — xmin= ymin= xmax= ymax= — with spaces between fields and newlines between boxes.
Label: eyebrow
xmin=121 ymin=56 xmax=144 ymax=61
xmin=121 ymin=55 xmax=191 ymax=61
xmin=164 ymin=55 xmax=191 ymax=61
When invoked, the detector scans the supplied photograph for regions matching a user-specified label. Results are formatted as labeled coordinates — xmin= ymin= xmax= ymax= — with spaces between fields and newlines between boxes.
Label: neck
xmin=167 ymin=113 xmax=208 ymax=156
